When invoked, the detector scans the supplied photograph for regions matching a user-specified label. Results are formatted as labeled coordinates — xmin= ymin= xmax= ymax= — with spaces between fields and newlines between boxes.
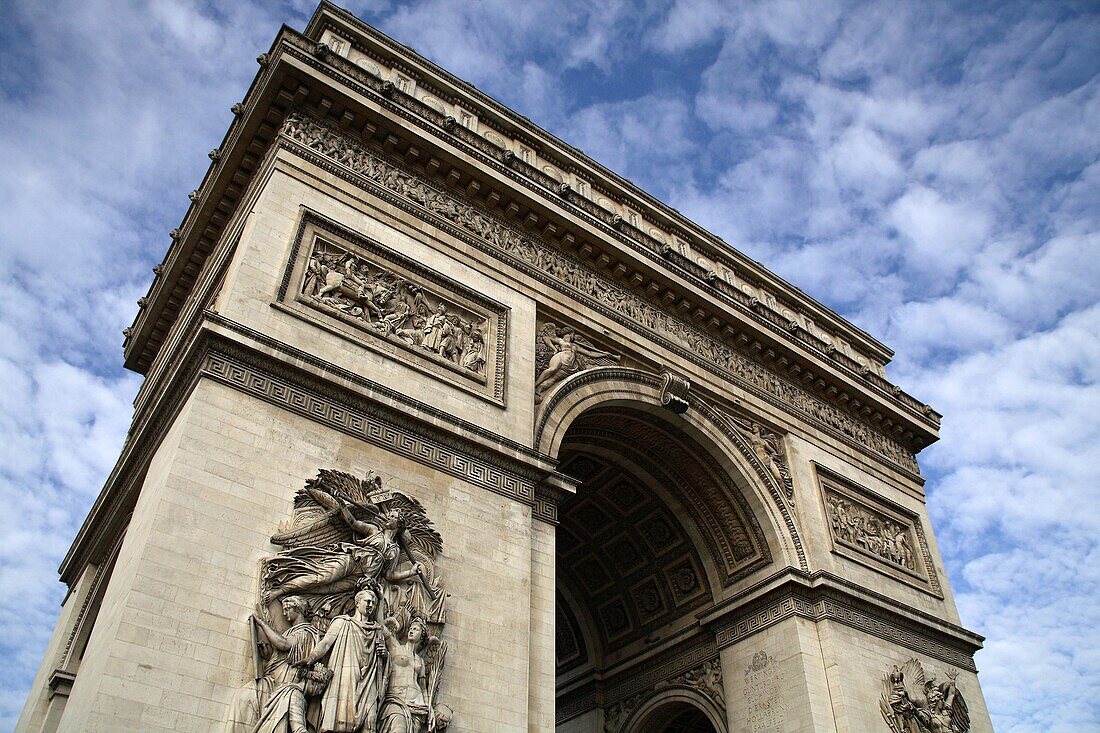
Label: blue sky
xmin=1 ymin=1 xmax=1097 ymax=730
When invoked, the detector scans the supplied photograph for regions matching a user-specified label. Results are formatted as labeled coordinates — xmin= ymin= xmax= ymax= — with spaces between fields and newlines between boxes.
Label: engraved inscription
xmin=743 ymin=651 xmax=786 ymax=733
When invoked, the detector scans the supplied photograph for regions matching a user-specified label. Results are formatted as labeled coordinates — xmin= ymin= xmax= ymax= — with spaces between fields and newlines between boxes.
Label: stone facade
xmin=17 ymin=3 xmax=991 ymax=732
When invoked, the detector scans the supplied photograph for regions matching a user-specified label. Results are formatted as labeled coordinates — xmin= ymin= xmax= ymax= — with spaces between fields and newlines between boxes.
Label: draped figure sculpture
xmin=253 ymin=664 xmax=334 ymax=733
xmin=304 ymin=585 xmax=386 ymax=733
xmin=222 ymin=596 xmax=319 ymax=733
xmin=222 ymin=470 xmax=451 ymax=733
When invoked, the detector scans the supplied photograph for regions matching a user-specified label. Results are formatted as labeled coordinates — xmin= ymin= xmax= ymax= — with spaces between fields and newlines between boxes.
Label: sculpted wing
xmin=571 ymin=332 xmax=618 ymax=370
xmin=382 ymin=491 xmax=444 ymax=560
xmin=304 ymin=468 xmax=380 ymax=505
xmin=269 ymin=469 xmax=380 ymax=548
xmin=269 ymin=507 xmax=347 ymax=549
xmin=534 ymin=322 xmax=560 ymax=374
xmin=950 ymin=685 xmax=971 ymax=733
xmin=901 ymin=659 xmax=927 ymax=706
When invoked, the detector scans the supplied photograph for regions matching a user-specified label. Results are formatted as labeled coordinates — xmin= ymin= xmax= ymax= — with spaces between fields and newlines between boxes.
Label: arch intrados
xmin=559 ymin=434 xmax=728 ymax=597
xmin=555 ymin=573 xmax=602 ymax=676
xmin=622 ymin=689 xmax=726 ymax=733
xmin=539 ymin=367 xmax=804 ymax=572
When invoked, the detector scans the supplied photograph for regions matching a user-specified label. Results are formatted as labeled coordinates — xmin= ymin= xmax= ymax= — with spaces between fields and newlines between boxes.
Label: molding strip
xmin=201 ymin=340 xmax=538 ymax=510
xmin=709 ymin=578 xmax=981 ymax=672
xmin=279 ymin=111 xmax=922 ymax=477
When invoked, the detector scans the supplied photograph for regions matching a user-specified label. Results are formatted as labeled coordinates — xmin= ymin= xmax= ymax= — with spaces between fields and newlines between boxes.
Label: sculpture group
xmin=304 ymin=240 xmax=488 ymax=376
xmin=826 ymin=492 xmax=916 ymax=572
xmin=225 ymin=470 xmax=451 ymax=733
xmin=880 ymin=659 xmax=969 ymax=733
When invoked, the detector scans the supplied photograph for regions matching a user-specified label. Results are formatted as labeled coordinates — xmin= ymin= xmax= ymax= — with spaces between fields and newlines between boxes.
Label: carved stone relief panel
xmin=278 ymin=211 xmax=508 ymax=404
xmin=278 ymin=112 xmax=921 ymax=475
xmin=718 ymin=409 xmax=794 ymax=505
xmin=880 ymin=658 xmax=970 ymax=733
xmin=534 ymin=319 xmax=620 ymax=403
xmin=223 ymin=470 xmax=452 ymax=733
xmin=816 ymin=465 xmax=942 ymax=596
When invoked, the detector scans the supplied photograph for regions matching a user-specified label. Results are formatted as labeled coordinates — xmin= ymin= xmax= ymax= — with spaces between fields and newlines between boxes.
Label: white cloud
xmin=0 ymin=0 xmax=300 ymax=726
xmin=888 ymin=185 xmax=993 ymax=284
xmin=1 ymin=2 xmax=1097 ymax=731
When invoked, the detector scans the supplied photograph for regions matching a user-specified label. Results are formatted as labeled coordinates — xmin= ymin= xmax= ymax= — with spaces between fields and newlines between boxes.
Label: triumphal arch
xmin=18 ymin=4 xmax=993 ymax=732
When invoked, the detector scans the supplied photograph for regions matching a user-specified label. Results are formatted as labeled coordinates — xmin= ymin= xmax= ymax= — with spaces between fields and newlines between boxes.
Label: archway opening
xmin=554 ymin=404 xmax=763 ymax=732
xmin=636 ymin=701 xmax=717 ymax=733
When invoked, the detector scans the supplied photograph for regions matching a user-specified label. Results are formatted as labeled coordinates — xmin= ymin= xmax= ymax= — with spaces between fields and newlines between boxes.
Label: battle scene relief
xmin=279 ymin=212 xmax=508 ymax=404
xmin=817 ymin=467 xmax=941 ymax=595
xmin=304 ymin=238 xmax=489 ymax=377
xmin=880 ymin=658 xmax=970 ymax=733
xmin=224 ymin=470 xmax=451 ymax=733
xmin=826 ymin=490 xmax=917 ymax=573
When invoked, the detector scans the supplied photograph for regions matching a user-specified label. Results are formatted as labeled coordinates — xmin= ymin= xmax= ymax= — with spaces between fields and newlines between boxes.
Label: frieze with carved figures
xmin=278 ymin=212 xmax=509 ymax=404
xmin=278 ymin=111 xmax=922 ymax=475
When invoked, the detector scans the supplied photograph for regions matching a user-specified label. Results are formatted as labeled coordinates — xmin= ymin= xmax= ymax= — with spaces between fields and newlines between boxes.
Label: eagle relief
xmin=880 ymin=659 xmax=969 ymax=733
xmin=224 ymin=470 xmax=452 ymax=733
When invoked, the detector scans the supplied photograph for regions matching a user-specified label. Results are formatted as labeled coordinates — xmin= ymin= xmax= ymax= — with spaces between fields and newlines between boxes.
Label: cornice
xmin=125 ymin=11 xmax=942 ymax=446
xmin=122 ymin=27 xmax=292 ymax=372
xmin=277 ymin=111 xmax=925 ymax=476
xmin=303 ymin=2 xmax=898 ymax=371
xmin=279 ymin=28 xmax=938 ymax=436
xmin=62 ymin=318 xmax=560 ymax=584
xmin=698 ymin=569 xmax=984 ymax=673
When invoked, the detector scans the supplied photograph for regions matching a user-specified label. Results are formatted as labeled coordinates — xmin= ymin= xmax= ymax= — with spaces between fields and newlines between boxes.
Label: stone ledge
xmin=700 ymin=569 xmax=983 ymax=672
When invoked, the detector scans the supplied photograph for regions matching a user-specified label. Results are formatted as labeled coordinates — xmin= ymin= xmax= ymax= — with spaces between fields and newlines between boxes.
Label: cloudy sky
xmin=1 ymin=1 xmax=1097 ymax=730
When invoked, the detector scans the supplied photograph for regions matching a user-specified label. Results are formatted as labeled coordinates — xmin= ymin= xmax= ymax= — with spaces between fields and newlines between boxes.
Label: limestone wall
xmin=213 ymin=150 xmax=537 ymax=446
xmin=54 ymin=379 xmax=540 ymax=731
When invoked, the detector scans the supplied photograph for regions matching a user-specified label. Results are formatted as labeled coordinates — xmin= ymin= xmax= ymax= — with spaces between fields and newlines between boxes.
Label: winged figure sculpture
xmin=534 ymin=322 xmax=619 ymax=402
xmin=880 ymin=659 xmax=970 ymax=733
xmin=261 ymin=469 xmax=445 ymax=629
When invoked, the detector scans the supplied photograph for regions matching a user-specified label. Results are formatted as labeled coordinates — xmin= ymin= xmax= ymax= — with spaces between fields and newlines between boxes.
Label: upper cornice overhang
xmin=124 ymin=2 xmax=940 ymax=450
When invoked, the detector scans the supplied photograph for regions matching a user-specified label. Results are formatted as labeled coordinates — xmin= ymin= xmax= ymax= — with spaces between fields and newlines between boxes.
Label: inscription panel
xmin=743 ymin=652 xmax=787 ymax=733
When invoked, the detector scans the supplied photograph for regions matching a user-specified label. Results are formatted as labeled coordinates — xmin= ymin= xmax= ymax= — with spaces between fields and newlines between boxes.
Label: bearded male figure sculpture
xmin=224 ymin=470 xmax=450 ymax=733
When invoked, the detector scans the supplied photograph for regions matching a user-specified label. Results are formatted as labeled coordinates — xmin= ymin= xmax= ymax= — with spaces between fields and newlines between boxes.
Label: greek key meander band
xmin=712 ymin=590 xmax=978 ymax=673
xmin=201 ymin=350 xmax=542 ymax=514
